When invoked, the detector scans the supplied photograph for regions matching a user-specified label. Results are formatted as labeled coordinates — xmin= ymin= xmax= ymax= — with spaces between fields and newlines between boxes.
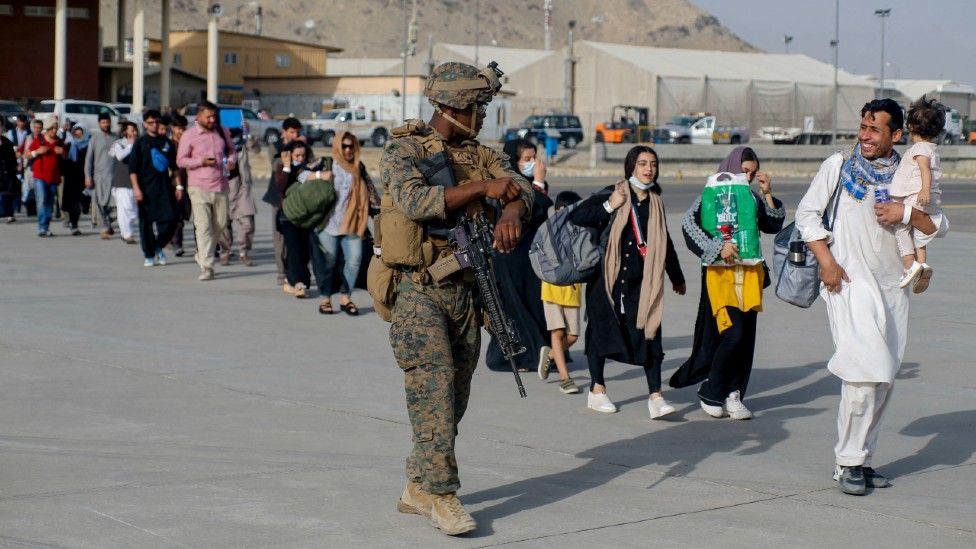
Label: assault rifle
xmin=450 ymin=213 xmax=527 ymax=398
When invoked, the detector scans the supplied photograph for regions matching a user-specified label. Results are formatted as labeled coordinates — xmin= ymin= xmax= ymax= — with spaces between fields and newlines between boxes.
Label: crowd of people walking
xmin=0 ymin=90 xmax=951 ymax=508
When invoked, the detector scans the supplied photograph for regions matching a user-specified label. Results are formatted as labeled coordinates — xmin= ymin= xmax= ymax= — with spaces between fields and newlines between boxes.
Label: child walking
xmin=892 ymin=97 xmax=949 ymax=293
xmin=538 ymin=191 xmax=583 ymax=394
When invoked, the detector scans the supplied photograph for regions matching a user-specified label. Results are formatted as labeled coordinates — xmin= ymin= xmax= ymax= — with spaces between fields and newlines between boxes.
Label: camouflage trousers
xmin=391 ymin=275 xmax=480 ymax=495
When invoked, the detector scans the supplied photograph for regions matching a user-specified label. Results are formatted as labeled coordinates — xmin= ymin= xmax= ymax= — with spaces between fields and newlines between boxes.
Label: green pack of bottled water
xmin=698 ymin=172 xmax=762 ymax=265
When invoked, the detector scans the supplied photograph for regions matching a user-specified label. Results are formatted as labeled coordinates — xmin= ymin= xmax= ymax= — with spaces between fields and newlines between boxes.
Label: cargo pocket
xmin=412 ymin=428 xmax=434 ymax=444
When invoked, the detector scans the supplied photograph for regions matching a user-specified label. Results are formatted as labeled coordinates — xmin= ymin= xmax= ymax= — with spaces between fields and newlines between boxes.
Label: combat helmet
xmin=425 ymin=61 xmax=504 ymax=137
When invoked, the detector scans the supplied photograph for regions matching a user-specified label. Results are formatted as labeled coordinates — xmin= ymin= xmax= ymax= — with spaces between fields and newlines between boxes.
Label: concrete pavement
xmin=0 ymin=207 xmax=974 ymax=548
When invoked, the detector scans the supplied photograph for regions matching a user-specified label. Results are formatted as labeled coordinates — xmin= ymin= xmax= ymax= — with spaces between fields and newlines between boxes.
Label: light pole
xmin=831 ymin=0 xmax=839 ymax=141
xmin=784 ymin=35 xmax=793 ymax=54
xmin=474 ymin=0 xmax=480 ymax=65
xmin=563 ymin=20 xmax=576 ymax=114
xmin=400 ymin=0 xmax=417 ymax=123
xmin=875 ymin=8 xmax=891 ymax=99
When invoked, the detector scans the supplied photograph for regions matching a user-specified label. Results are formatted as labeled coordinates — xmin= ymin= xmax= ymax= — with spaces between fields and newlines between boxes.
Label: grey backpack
xmin=529 ymin=203 xmax=602 ymax=285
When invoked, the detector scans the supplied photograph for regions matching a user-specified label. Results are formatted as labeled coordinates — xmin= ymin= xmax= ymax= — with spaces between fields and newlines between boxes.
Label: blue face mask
xmin=292 ymin=160 xmax=304 ymax=167
xmin=520 ymin=160 xmax=536 ymax=178
xmin=628 ymin=175 xmax=652 ymax=191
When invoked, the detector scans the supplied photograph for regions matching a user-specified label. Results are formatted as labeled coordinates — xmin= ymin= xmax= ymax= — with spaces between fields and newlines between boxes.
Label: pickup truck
xmin=652 ymin=115 xmax=716 ymax=145
xmin=712 ymin=124 xmax=750 ymax=144
xmin=302 ymin=108 xmax=392 ymax=148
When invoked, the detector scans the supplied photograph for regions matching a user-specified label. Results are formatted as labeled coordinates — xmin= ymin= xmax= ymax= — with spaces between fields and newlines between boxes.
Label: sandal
xmin=913 ymin=264 xmax=933 ymax=294
xmin=319 ymin=300 xmax=334 ymax=314
xmin=339 ymin=301 xmax=359 ymax=316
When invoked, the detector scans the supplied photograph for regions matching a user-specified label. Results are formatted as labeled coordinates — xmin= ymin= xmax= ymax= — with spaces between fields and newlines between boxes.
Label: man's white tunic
xmin=796 ymin=153 xmax=910 ymax=384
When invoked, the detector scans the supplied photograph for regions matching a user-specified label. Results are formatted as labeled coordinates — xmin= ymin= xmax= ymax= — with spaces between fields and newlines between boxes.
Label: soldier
xmin=381 ymin=62 xmax=533 ymax=536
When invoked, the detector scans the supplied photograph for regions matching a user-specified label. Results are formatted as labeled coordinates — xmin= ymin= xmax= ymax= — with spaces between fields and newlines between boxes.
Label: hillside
xmin=100 ymin=0 xmax=757 ymax=58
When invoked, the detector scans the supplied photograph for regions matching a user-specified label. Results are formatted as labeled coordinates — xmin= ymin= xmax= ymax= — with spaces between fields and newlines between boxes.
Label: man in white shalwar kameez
xmin=796 ymin=99 xmax=945 ymax=496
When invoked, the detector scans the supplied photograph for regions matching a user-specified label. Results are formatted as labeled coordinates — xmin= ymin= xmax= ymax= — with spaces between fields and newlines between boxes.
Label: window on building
xmin=0 ymin=5 xmax=13 ymax=16
xmin=173 ymin=53 xmax=182 ymax=66
xmin=224 ymin=52 xmax=238 ymax=65
xmin=355 ymin=111 xmax=366 ymax=121
xmin=24 ymin=6 xmax=89 ymax=18
xmin=275 ymin=54 xmax=291 ymax=68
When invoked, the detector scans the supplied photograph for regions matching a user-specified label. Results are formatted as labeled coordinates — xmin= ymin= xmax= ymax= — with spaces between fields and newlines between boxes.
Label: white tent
xmin=433 ymin=41 xmax=877 ymax=140
xmin=880 ymin=79 xmax=974 ymax=118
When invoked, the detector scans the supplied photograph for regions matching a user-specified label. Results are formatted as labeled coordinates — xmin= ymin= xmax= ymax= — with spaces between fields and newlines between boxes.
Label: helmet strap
xmin=434 ymin=103 xmax=478 ymax=139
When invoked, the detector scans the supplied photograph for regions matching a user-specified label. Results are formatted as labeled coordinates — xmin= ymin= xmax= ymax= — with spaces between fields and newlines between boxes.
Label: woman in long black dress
xmin=670 ymin=146 xmax=785 ymax=419
xmin=62 ymin=125 xmax=89 ymax=235
xmin=570 ymin=146 xmax=686 ymax=419
xmin=486 ymin=139 xmax=554 ymax=373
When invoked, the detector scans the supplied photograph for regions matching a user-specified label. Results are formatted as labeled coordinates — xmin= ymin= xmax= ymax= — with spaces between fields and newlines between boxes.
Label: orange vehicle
xmin=595 ymin=105 xmax=650 ymax=143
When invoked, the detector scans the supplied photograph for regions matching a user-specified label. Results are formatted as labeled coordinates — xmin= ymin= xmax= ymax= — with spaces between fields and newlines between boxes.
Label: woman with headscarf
xmin=312 ymin=131 xmax=379 ymax=315
xmin=485 ymin=139 xmax=554 ymax=373
xmin=671 ymin=146 xmax=785 ymax=419
xmin=570 ymin=145 xmax=686 ymax=419
xmin=62 ymin=125 xmax=89 ymax=235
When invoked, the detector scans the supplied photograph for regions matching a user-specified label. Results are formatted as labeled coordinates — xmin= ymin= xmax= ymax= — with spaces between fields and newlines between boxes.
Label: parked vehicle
xmin=503 ymin=113 xmax=584 ymax=149
xmin=652 ymin=114 xmax=715 ymax=144
xmin=302 ymin=107 xmax=393 ymax=147
xmin=183 ymin=103 xmax=281 ymax=144
xmin=595 ymin=105 xmax=650 ymax=143
xmin=33 ymin=100 xmax=121 ymax=132
xmin=111 ymin=103 xmax=134 ymax=117
xmin=712 ymin=124 xmax=750 ymax=144
xmin=0 ymin=100 xmax=27 ymax=125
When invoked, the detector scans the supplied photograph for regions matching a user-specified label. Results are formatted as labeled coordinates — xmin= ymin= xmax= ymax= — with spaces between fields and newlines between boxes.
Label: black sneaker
xmin=863 ymin=467 xmax=891 ymax=488
xmin=835 ymin=465 xmax=866 ymax=496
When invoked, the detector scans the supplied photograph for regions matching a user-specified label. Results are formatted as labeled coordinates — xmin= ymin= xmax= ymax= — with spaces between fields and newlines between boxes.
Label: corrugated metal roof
xmin=582 ymin=41 xmax=873 ymax=87
xmin=435 ymin=44 xmax=560 ymax=75
xmin=326 ymin=57 xmax=428 ymax=77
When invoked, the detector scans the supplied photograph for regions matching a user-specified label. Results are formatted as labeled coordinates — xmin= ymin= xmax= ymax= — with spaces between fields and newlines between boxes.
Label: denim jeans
xmin=315 ymin=231 xmax=361 ymax=297
xmin=34 ymin=179 xmax=57 ymax=233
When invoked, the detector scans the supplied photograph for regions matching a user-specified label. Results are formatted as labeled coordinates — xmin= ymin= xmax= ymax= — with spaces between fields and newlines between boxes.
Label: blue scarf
xmin=839 ymin=144 xmax=900 ymax=202
xmin=68 ymin=128 xmax=90 ymax=162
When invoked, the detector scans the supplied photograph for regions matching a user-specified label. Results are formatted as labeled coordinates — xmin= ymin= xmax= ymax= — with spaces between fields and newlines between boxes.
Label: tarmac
xmin=1 ymin=203 xmax=974 ymax=548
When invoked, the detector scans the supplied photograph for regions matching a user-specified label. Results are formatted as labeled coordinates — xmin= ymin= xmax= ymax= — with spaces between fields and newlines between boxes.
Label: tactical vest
xmin=378 ymin=121 xmax=493 ymax=270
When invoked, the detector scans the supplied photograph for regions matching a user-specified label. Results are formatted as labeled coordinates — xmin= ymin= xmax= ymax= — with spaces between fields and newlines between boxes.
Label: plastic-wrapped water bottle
xmin=222 ymin=157 xmax=230 ymax=179
xmin=874 ymin=187 xmax=891 ymax=203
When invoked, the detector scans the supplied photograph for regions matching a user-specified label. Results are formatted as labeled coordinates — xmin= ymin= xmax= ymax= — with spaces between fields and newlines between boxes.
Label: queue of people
xmin=1 ymin=90 xmax=950 ymax=508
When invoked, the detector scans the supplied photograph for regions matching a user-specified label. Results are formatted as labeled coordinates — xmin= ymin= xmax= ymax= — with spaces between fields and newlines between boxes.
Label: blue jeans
xmin=315 ymin=232 xmax=361 ymax=297
xmin=34 ymin=179 xmax=57 ymax=233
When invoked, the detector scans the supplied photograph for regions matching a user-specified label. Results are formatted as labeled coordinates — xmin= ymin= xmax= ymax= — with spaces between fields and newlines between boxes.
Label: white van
xmin=33 ymin=100 xmax=121 ymax=132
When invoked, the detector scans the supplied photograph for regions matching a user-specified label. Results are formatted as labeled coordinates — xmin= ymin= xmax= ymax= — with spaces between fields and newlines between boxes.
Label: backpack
xmin=528 ymin=202 xmax=602 ymax=285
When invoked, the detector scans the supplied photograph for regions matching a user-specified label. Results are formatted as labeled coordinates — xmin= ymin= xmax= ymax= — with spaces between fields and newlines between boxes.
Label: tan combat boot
xmin=429 ymin=492 xmax=476 ymax=535
xmin=397 ymin=482 xmax=433 ymax=518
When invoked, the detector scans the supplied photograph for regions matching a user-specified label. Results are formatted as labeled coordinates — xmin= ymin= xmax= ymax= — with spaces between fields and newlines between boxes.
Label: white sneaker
xmin=587 ymin=391 xmax=617 ymax=413
xmin=898 ymin=261 xmax=923 ymax=288
xmin=648 ymin=395 xmax=676 ymax=419
xmin=725 ymin=390 xmax=753 ymax=420
xmin=537 ymin=345 xmax=552 ymax=380
xmin=700 ymin=399 xmax=726 ymax=418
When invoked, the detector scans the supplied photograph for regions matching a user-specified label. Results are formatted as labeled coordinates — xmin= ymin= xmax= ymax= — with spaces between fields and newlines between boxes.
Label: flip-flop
xmin=913 ymin=265 xmax=933 ymax=294
xmin=340 ymin=301 xmax=359 ymax=316
xmin=319 ymin=300 xmax=335 ymax=314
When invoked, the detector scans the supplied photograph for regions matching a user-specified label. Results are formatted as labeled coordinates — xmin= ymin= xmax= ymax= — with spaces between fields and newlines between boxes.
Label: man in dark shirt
xmin=129 ymin=109 xmax=181 ymax=267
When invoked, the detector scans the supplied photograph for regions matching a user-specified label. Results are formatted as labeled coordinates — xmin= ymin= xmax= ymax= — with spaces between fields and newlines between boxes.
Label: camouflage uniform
xmin=381 ymin=63 xmax=532 ymax=496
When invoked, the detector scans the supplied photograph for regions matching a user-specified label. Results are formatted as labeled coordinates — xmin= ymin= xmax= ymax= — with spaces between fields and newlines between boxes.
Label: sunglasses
xmin=341 ymin=143 xmax=355 ymax=150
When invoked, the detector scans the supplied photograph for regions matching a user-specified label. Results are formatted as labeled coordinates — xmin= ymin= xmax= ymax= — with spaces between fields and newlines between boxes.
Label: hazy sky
xmin=690 ymin=0 xmax=975 ymax=86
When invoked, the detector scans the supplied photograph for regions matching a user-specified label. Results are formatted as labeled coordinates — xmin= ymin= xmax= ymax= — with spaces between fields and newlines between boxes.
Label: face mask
xmin=629 ymin=175 xmax=652 ymax=191
xmin=292 ymin=160 xmax=304 ymax=167
xmin=520 ymin=160 xmax=536 ymax=177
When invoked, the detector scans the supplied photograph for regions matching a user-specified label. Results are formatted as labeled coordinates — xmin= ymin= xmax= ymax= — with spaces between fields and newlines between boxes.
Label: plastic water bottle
xmin=874 ymin=187 xmax=891 ymax=203
xmin=222 ymin=157 xmax=230 ymax=179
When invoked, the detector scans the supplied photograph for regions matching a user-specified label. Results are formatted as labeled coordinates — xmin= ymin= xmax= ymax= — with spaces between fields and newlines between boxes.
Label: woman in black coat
xmin=0 ymin=133 xmax=20 ymax=222
xmin=570 ymin=146 xmax=686 ymax=419
xmin=486 ymin=139 xmax=554 ymax=373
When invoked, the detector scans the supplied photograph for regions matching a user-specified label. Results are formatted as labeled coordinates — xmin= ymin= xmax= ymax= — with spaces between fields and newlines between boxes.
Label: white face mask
xmin=520 ymin=160 xmax=536 ymax=177
xmin=628 ymin=175 xmax=652 ymax=191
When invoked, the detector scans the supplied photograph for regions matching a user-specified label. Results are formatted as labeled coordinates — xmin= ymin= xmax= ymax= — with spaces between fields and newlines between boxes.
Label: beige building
xmin=167 ymin=30 xmax=340 ymax=103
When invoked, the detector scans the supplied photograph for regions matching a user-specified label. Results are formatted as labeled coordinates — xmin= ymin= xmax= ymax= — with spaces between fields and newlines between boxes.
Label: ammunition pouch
xmin=378 ymin=193 xmax=424 ymax=268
